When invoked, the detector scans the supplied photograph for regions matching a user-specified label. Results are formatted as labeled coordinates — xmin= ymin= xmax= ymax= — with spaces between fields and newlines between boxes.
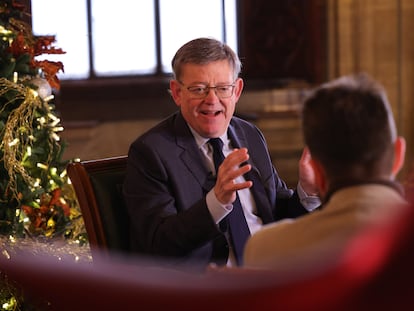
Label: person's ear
xmin=391 ymin=136 xmax=406 ymax=177
xmin=309 ymin=157 xmax=328 ymax=198
xmin=169 ymin=80 xmax=182 ymax=107
xmin=233 ymin=78 xmax=244 ymax=101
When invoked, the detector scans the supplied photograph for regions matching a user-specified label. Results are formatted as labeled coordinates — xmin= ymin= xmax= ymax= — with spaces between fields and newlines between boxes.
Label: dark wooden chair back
xmin=67 ymin=156 xmax=129 ymax=256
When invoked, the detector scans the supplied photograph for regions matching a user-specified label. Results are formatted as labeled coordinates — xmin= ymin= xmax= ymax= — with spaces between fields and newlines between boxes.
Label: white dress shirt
xmin=190 ymin=128 xmax=320 ymax=266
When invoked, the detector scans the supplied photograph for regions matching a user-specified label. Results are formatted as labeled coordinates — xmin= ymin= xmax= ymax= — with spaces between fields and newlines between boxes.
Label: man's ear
xmin=391 ymin=136 xmax=406 ymax=177
xmin=233 ymin=77 xmax=244 ymax=101
xmin=309 ymin=157 xmax=328 ymax=198
xmin=169 ymin=80 xmax=182 ymax=107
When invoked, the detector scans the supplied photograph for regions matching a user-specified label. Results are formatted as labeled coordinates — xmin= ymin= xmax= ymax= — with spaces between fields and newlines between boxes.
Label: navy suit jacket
xmin=123 ymin=111 xmax=308 ymax=269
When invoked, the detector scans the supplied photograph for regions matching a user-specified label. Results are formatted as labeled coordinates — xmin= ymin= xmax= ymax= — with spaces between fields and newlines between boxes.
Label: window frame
xmin=30 ymin=0 xmax=234 ymax=81
xmin=27 ymin=0 xmax=241 ymax=122
xmin=21 ymin=0 xmax=236 ymax=122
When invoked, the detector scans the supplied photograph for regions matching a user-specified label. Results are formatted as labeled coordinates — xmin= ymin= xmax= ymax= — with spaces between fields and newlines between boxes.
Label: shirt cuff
xmin=297 ymin=182 xmax=321 ymax=212
xmin=206 ymin=189 xmax=232 ymax=224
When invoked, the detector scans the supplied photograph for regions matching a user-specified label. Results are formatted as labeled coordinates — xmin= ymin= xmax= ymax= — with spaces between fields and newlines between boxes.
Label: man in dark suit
xmin=123 ymin=37 xmax=320 ymax=270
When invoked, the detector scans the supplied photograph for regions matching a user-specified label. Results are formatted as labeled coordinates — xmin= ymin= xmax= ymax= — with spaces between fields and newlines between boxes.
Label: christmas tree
xmin=0 ymin=2 xmax=94 ymax=309
xmin=0 ymin=0 xmax=84 ymax=240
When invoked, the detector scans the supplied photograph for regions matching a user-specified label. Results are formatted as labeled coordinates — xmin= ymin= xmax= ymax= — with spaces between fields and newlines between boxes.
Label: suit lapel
xmin=244 ymin=167 xmax=273 ymax=223
xmin=171 ymin=114 xmax=274 ymax=220
xmin=174 ymin=112 xmax=215 ymax=192
xmin=228 ymin=121 xmax=274 ymax=224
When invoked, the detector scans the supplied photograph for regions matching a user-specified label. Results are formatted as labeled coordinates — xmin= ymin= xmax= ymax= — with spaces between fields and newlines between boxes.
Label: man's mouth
xmin=200 ymin=110 xmax=222 ymax=116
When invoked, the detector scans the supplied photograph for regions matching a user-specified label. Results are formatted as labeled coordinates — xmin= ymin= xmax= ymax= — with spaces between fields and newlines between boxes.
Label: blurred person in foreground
xmin=123 ymin=37 xmax=320 ymax=270
xmin=244 ymin=73 xmax=408 ymax=270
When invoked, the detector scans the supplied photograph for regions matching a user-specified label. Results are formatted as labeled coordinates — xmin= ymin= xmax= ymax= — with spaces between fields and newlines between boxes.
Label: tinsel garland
xmin=0 ymin=78 xmax=41 ymax=200
xmin=0 ymin=77 xmax=85 ymax=239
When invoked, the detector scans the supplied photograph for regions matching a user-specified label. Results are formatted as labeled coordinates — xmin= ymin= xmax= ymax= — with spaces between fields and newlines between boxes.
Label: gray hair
xmin=171 ymin=37 xmax=241 ymax=81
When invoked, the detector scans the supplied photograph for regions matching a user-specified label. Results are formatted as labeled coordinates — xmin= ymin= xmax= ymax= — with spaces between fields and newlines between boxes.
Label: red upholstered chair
xmin=2 ymin=200 xmax=413 ymax=311
xmin=66 ymin=156 xmax=129 ymax=257
xmin=205 ymin=199 xmax=414 ymax=311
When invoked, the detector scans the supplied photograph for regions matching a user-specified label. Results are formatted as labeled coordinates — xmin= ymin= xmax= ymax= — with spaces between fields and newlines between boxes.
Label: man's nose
xmin=205 ymin=87 xmax=219 ymax=100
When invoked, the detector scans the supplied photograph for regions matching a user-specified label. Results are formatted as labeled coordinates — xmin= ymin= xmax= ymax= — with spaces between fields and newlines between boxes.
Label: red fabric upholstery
xmin=1 ymin=201 xmax=413 ymax=310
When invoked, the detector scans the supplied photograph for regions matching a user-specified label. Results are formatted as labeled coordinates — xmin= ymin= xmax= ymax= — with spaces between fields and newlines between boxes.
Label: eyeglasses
xmin=179 ymin=81 xmax=236 ymax=99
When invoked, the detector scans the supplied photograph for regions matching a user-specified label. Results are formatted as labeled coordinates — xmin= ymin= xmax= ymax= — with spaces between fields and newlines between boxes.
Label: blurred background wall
xmin=48 ymin=0 xmax=414 ymax=187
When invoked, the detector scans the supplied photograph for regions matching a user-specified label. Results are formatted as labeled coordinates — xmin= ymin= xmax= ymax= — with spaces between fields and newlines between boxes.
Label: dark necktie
xmin=209 ymin=138 xmax=251 ymax=265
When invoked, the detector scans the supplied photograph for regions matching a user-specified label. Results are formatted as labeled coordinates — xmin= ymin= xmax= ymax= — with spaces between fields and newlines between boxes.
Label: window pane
xmin=159 ymin=0 xmax=238 ymax=73
xmin=31 ymin=0 xmax=89 ymax=79
xmin=224 ymin=0 xmax=238 ymax=51
xmin=31 ymin=0 xmax=237 ymax=79
xmin=91 ymin=0 xmax=156 ymax=76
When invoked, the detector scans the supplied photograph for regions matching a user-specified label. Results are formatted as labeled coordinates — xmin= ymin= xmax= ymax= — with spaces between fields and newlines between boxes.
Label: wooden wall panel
xmin=327 ymin=0 xmax=414 ymax=180
xmin=400 ymin=0 xmax=414 ymax=175
xmin=238 ymin=0 xmax=327 ymax=84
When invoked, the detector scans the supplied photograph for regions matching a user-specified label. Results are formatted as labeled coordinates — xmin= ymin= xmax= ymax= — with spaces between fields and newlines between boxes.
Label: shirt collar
xmin=188 ymin=126 xmax=229 ymax=149
xmin=322 ymin=179 xmax=405 ymax=206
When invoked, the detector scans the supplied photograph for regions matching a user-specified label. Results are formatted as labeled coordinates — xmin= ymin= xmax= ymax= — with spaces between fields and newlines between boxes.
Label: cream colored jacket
xmin=243 ymin=184 xmax=407 ymax=272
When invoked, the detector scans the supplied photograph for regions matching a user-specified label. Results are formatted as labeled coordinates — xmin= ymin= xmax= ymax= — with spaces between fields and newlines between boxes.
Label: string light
xmin=36 ymin=163 xmax=48 ymax=170
xmin=38 ymin=116 xmax=46 ymax=125
xmin=0 ymin=25 xmax=13 ymax=36
xmin=8 ymin=138 xmax=19 ymax=146
xmin=47 ymin=112 xmax=58 ymax=120
xmin=1 ymin=250 xmax=11 ymax=260
xmin=50 ymin=118 xmax=61 ymax=127
xmin=51 ymin=132 xmax=60 ymax=141
xmin=43 ymin=94 xmax=54 ymax=102
xmin=53 ymin=126 xmax=64 ymax=132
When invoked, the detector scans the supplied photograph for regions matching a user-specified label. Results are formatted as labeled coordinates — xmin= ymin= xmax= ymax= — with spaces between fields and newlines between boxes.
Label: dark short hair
xmin=302 ymin=73 xmax=396 ymax=178
xmin=171 ymin=37 xmax=241 ymax=81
